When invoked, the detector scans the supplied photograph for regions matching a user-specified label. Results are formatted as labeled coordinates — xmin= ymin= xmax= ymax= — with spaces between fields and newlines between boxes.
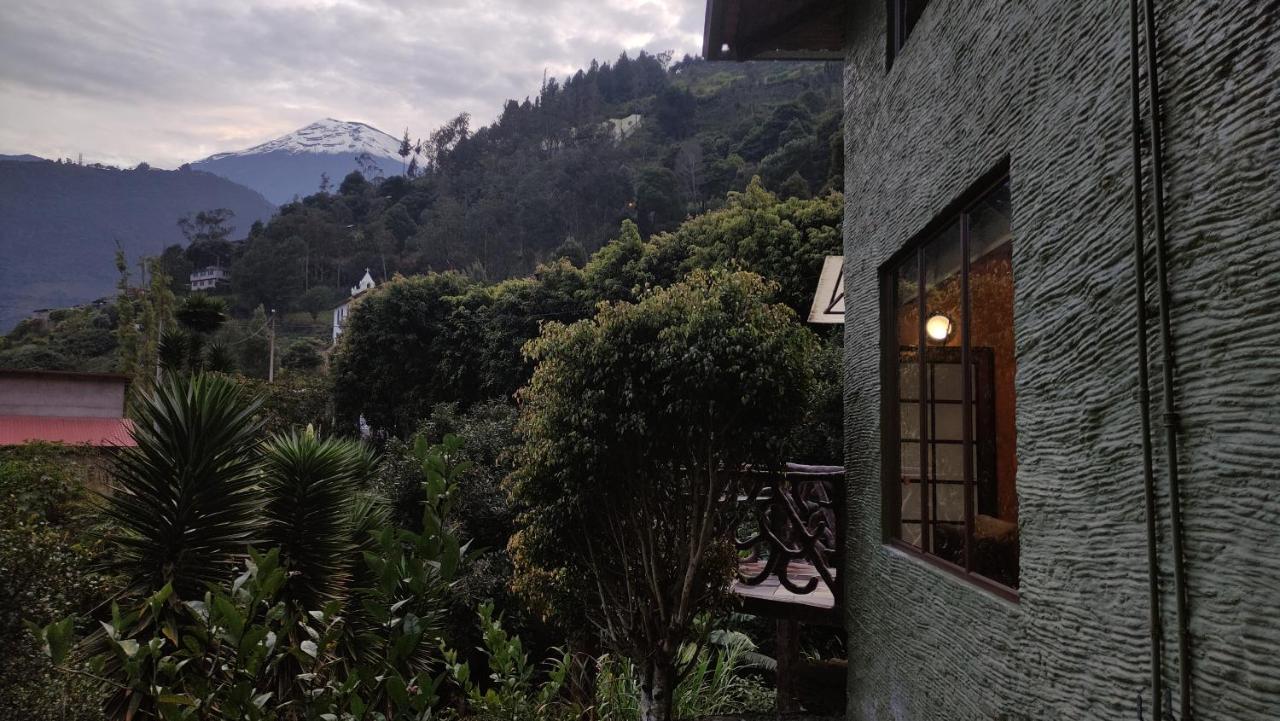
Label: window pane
xmin=968 ymin=179 xmax=1018 ymax=588
xmin=922 ymin=221 xmax=962 ymax=559
xmin=893 ymin=255 xmax=922 ymax=547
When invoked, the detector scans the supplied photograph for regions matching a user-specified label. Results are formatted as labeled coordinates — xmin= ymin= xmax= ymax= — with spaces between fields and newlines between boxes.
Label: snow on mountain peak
xmin=202 ymin=119 xmax=403 ymax=162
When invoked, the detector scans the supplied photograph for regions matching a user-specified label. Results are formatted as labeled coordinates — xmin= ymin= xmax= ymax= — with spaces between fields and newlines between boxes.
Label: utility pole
xmin=267 ymin=308 xmax=276 ymax=383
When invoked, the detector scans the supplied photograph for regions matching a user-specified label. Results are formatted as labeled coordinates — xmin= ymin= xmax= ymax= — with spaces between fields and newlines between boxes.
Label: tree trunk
xmin=639 ymin=657 xmax=675 ymax=721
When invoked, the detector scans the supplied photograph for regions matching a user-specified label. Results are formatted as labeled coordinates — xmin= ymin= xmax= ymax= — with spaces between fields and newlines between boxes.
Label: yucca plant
xmin=260 ymin=429 xmax=376 ymax=609
xmin=102 ymin=373 xmax=264 ymax=599
xmin=335 ymin=492 xmax=394 ymax=670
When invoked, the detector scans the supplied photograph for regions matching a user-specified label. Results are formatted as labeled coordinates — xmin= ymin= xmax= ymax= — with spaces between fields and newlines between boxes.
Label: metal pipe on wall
xmin=1127 ymin=0 xmax=1165 ymax=716
xmin=1139 ymin=0 xmax=1193 ymax=715
xmin=1128 ymin=0 xmax=1192 ymax=717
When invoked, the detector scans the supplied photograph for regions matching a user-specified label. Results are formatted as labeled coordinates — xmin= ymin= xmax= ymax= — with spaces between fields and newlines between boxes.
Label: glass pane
xmin=893 ymin=254 xmax=922 ymax=547
xmin=933 ymin=444 xmax=964 ymax=481
xmin=900 ymin=402 xmax=920 ymax=440
xmin=934 ymin=483 xmax=964 ymax=523
xmin=900 ymin=441 xmax=920 ymax=477
xmin=968 ymin=179 xmax=1018 ymax=589
xmin=921 ymin=221 xmax=962 ymax=559
xmin=931 ymin=363 xmax=964 ymax=401
xmin=931 ymin=403 xmax=964 ymax=441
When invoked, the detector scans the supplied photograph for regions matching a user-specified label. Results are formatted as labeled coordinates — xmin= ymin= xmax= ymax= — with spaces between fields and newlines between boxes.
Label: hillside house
xmin=705 ymin=1 xmax=1280 ymax=719
xmin=189 ymin=266 xmax=230 ymax=292
xmin=332 ymin=269 xmax=376 ymax=343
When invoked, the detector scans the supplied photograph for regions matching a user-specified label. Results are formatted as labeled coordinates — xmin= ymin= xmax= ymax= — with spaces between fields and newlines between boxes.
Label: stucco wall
xmin=840 ymin=1 xmax=1280 ymax=719
xmin=0 ymin=372 xmax=127 ymax=418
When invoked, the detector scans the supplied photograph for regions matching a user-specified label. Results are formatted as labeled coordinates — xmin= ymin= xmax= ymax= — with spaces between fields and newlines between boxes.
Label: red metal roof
xmin=0 ymin=415 xmax=136 ymax=447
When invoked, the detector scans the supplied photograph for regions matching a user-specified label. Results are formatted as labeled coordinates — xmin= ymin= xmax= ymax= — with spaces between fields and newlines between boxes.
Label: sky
xmin=0 ymin=0 xmax=705 ymax=169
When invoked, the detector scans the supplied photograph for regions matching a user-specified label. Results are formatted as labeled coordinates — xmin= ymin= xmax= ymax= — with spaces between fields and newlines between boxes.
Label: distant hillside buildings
xmin=332 ymin=269 xmax=376 ymax=342
xmin=189 ymin=266 xmax=230 ymax=292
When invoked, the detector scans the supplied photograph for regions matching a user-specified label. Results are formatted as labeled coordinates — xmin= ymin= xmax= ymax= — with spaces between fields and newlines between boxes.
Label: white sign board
xmin=807 ymin=255 xmax=844 ymax=324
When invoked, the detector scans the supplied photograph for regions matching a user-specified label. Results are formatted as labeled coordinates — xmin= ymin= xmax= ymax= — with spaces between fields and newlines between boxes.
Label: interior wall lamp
xmin=926 ymin=313 xmax=954 ymax=343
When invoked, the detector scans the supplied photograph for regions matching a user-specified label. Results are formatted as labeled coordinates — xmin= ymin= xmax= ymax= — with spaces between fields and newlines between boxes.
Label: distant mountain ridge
xmin=191 ymin=118 xmax=404 ymax=203
xmin=0 ymin=159 xmax=274 ymax=332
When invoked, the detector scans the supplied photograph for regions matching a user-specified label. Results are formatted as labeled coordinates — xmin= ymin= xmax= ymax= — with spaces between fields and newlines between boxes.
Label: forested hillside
xmin=227 ymin=54 xmax=842 ymax=314
xmin=1 ymin=54 xmax=843 ymax=373
xmin=0 ymin=160 xmax=274 ymax=331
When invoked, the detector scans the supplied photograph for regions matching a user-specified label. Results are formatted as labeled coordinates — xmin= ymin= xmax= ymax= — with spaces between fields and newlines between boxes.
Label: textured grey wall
xmin=840 ymin=0 xmax=1280 ymax=719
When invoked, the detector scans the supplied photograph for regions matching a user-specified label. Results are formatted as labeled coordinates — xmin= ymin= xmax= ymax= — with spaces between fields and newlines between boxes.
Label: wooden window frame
xmin=879 ymin=161 xmax=1018 ymax=602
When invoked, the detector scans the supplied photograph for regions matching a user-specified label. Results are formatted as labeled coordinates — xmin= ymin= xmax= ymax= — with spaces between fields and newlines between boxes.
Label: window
xmin=883 ymin=175 xmax=1018 ymax=593
xmin=887 ymin=0 xmax=930 ymax=67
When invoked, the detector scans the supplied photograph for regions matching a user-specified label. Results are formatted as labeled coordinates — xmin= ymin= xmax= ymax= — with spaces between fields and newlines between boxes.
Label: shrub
xmin=594 ymin=620 xmax=775 ymax=720
xmin=441 ymin=602 xmax=579 ymax=721
xmin=0 ymin=444 xmax=111 ymax=721
xmin=33 ymin=395 xmax=472 ymax=720
xmin=281 ymin=338 xmax=325 ymax=371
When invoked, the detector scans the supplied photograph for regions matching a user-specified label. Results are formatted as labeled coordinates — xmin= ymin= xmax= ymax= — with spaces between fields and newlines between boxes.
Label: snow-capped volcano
xmin=202 ymin=118 xmax=402 ymax=162
xmin=191 ymin=118 xmax=404 ymax=204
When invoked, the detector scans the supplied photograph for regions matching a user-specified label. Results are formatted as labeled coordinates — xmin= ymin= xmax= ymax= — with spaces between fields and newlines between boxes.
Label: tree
xmin=654 ymin=85 xmax=697 ymax=139
xmin=674 ymin=139 xmax=704 ymax=207
xmin=159 ymin=294 xmax=229 ymax=375
xmin=298 ymin=285 xmax=341 ymax=321
xmin=113 ymin=247 xmax=139 ymax=379
xmin=509 ymin=269 xmax=818 ymax=721
xmin=157 ymin=244 xmax=193 ymax=295
xmin=174 ymin=293 xmax=227 ymax=335
xmin=634 ymin=166 xmax=685 ymax=236
xmin=236 ymin=305 xmax=272 ymax=378
xmin=398 ymin=128 xmax=413 ymax=173
xmin=131 ymin=258 xmax=176 ymax=393
xmin=178 ymin=208 xmax=236 ymax=268
xmin=340 ymin=170 xmax=371 ymax=196
xmin=331 ymin=272 xmax=475 ymax=432
xmin=282 ymin=338 xmax=324 ymax=371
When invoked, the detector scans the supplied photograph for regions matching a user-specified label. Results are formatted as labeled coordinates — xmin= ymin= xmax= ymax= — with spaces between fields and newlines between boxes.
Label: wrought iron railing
xmin=734 ymin=463 xmax=843 ymax=607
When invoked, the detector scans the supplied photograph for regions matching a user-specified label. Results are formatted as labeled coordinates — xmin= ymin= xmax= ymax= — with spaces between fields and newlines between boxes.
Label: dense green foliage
xmin=220 ymin=56 xmax=840 ymax=316
xmin=0 ymin=445 xmax=110 ymax=721
xmin=509 ymin=269 xmax=817 ymax=721
xmin=8 ymin=57 xmax=840 ymax=386
xmin=333 ymin=183 xmax=843 ymax=450
xmin=441 ymin=602 xmax=578 ymax=721
xmin=0 ymin=301 xmax=120 ymax=371
xmin=593 ymin=621 xmax=774 ymax=720
xmin=31 ymin=376 xmax=471 ymax=719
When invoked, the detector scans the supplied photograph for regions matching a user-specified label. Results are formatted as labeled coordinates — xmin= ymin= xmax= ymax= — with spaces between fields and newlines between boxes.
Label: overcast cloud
xmin=0 ymin=0 xmax=705 ymax=168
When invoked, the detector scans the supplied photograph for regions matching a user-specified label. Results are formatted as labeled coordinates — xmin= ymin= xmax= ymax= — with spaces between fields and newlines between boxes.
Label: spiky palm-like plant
xmin=175 ymin=293 xmax=228 ymax=335
xmin=103 ymin=372 xmax=264 ymax=600
xmin=260 ymin=430 xmax=376 ymax=609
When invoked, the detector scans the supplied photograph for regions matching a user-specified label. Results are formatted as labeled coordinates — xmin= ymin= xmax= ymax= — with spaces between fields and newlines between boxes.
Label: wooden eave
xmin=703 ymin=0 xmax=846 ymax=62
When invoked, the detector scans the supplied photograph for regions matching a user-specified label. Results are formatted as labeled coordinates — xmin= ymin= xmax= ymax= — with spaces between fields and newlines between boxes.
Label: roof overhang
xmin=0 ymin=416 xmax=136 ymax=447
xmin=703 ymin=0 xmax=846 ymax=62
